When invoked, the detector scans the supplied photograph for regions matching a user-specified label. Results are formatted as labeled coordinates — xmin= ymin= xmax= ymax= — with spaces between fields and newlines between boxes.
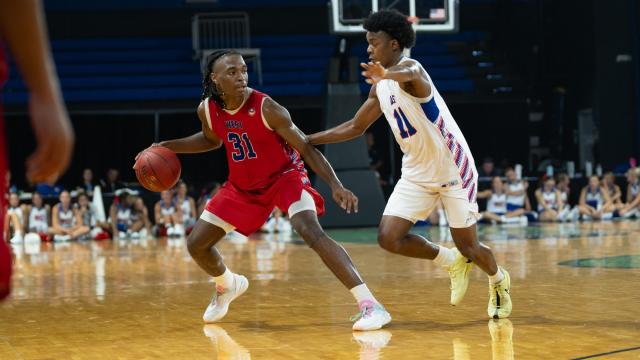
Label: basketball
xmin=133 ymin=146 xmax=181 ymax=192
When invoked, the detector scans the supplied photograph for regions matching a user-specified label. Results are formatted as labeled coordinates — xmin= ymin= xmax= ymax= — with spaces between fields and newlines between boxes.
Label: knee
xmin=377 ymin=229 xmax=400 ymax=253
xmin=293 ymin=222 xmax=326 ymax=248
xmin=457 ymin=243 xmax=482 ymax=261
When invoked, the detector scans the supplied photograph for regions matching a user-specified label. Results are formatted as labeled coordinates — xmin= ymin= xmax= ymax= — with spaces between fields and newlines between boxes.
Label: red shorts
xmin=205 ymin=170 xmax=325 ymax=236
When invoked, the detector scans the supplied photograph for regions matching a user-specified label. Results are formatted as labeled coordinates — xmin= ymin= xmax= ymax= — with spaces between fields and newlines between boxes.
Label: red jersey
xmin=205 ymin=89 xmax=306 ymax=191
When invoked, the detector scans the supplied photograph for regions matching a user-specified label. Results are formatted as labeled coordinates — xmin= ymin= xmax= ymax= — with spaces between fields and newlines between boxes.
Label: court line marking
xmin=571 ymin=346 xmax=640 ymax=359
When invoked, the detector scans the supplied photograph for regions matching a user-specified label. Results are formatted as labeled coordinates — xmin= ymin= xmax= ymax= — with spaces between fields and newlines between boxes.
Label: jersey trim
xmin=260 ymin=96 xmax=273 ymax=131
xmin=203 ymin=99 xmax=213 ymax=130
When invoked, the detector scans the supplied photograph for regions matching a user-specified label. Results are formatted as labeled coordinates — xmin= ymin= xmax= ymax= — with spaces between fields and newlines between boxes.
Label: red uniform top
xmin=205 ymin=89 xmax=306 ymax=191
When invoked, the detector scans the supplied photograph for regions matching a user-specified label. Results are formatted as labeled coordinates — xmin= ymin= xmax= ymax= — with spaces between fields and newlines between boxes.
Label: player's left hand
xmin=332 ymin=186 xmax=359 ymax=214
xmin=360 ymin=62 xmax=387 ymax=85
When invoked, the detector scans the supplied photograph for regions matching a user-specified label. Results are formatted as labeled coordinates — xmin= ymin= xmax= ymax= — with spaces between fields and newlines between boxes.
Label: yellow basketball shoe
xmin=488 ymin=267 xmax=512 ymax=319
xmin=447 ymin=248 xmax=474 ymax=306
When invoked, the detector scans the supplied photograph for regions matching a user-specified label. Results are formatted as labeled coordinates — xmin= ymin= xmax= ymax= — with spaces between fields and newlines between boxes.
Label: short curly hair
xmin=363 ymin=9 xmax=416 ymax=50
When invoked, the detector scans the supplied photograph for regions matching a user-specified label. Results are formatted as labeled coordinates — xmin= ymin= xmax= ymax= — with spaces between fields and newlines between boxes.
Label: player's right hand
xmin=26 ymin=94 xmax=74 ymax=185
xmin=134 ymin=143 xmax=161 ymax=163
xmin=332 ymin=186 xmax=359 ymax=214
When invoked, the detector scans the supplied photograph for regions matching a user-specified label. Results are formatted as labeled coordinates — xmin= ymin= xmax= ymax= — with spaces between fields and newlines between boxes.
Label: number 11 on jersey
xmin=394 ymin=107 xmax=417 ymax=139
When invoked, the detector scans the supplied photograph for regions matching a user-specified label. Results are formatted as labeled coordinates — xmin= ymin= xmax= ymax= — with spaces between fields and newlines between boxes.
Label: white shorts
xmin=383 ymin=177 xmax=480 ymax=228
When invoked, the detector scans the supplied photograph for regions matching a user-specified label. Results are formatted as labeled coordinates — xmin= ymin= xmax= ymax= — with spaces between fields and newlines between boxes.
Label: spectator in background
xmin=477 ymin=177 xmax=527 ymax=224
xmin=578 ymin=176 xmax=613 ymax=220
xmin=198 ymin=182 xmax=221 ymax=216
xmin=505 ymin=167 xmax=532 ymax=213
xmin=26 ymin=191 xmax=50 ymax=241
xmin=477 ymin=157 xmax=501 ymax=178
xmin=109 ymin=189 xmax=135 ymax=239
xmin=535 ymin=177 xmax=564 ymax=222
xmin=131 ymin=197 xmax=152 ymax=238
xmin=4 ymin=192 xmax=26 ymax=243
xmin=556 ymin=173 xmax=571 ymax=207
xmin=602 ymin=172 xmax=622 ymax=208
xmin=100 ymin=168 xmax=123 ymax=194
xmin=154 ymin=190 xmax=183 ymax=237
xmin=76 ymin=192 xmax=108 ymax=240
xmin=619 ymin=168 xmax=640 ymax=218
xmin=50 ymin=190 xmax=89 ymax=241
xmin=77 ymin=168 xmax=96 ymax=196
xmin=175 ymin=181 xmax=197 ymax=234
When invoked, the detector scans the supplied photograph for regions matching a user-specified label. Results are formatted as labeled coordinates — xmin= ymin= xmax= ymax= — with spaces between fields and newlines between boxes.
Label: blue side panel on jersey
xmin=421 ymin=98 xmax=440 ymax=123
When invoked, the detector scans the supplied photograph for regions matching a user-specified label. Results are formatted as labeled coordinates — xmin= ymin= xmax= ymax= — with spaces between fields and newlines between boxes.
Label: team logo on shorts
xmin=248 ymin=108 xmax=256 ymax=116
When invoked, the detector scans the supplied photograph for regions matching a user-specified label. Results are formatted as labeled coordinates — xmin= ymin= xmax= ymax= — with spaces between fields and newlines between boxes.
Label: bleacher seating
xmin=3 ymin=32 xmax=495 ymax=105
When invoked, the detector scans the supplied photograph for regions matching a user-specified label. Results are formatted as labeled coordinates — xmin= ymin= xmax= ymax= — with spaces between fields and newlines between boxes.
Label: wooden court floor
xmin=0 ymin=222 xmax=639 ymax=359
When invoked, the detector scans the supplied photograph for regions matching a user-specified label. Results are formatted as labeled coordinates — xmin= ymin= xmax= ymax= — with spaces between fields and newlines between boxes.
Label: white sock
xmin=214 ymin=268 xmax=235 ymax=289
xmin=350 ymin=283 xmax=378 ymax=304
xmin=489 ymin=268 xmax=505 ymax=284
xmin=433 ymin=245 xmax=456 ymax=267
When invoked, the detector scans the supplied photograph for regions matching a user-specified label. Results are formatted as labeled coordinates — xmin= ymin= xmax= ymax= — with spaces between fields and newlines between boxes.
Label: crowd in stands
xmin=4 ymin=157 xmax=640 ymax=244
xmin=4 ymin=167 xmax=293 ymax=244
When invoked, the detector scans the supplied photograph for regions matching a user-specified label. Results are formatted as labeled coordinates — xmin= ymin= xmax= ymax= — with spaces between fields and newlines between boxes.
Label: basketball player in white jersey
xmin=50 ymin=190 xmax=89 ymax=241
xmin=308 ymin=9 xmax=511 ymax=319
xmin=535 ymin=177 xmax=563 ymax=222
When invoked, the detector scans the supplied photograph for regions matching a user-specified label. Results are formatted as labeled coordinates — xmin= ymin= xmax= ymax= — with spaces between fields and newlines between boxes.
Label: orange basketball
xmin=133 ymin=146 xmax=181 ymax=192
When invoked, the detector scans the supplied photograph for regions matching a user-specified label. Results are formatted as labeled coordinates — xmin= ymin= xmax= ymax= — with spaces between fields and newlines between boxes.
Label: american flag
xmin=430 ymin=8 xmax=446 ymax=20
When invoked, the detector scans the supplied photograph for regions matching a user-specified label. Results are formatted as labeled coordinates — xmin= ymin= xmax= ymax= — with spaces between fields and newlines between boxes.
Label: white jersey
xmin=486 ymin=192 xmax=507 ymax=214
xmin=57 ymin=204 xmax=75 ymax=229
xmin=538 ymin=190 xmax=558 ymax=211
xmin=179 ymin=198 xmax=193 ymax=222
xmin=159 ymin=200 xmax=176 ymax=217
xmin=29 ymin=206 xmax=48 ymax=233
xmin=376 ymin=58 xmax=477 ymax=201
xmin=506 ymin=181 xmax=526 ymax=206
xmin=7 ymin=207 xmax=24 ymax=226
xmin=585 ymin=187 xmax=603 ymax=209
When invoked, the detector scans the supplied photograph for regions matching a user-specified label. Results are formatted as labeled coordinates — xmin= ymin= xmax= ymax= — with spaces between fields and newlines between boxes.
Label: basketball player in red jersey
xmin=143 ymin=50 xmax=391 ymax=331
xmin=0 ymin=0 xmax=75 ymax=301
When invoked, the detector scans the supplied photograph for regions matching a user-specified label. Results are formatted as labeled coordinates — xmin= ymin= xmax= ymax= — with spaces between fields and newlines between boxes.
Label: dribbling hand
xmin=134 ymin=143 xmax=161 ymax=164
xmin=332 ymin=186 xmax=359 ymax=214
xmin=360 ymin=62 xmax=387 ymax=85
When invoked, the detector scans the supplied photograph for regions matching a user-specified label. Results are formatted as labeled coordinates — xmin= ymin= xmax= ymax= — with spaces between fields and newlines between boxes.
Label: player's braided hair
xmin=201 ymin=49 xmax=239 ymax=108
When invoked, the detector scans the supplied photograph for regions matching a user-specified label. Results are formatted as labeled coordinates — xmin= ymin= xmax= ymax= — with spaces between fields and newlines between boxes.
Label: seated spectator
xmin=198 ymin=182 xmax=221 ymax=215
xmin=77 ymin=168 xmax=96 ymax=196
xmin=603 ymin=172 xmax=623 ymax=209
xmin=261 ymin=207 xmax=292 ymax=233
xmin=76 ymin=192 xmax=109 ymax=240
xmin=477 ymin=177 xmax=527 ymax=224
xmin=109 ymin=190 xmax=136 ymax=239
xmin=131 ymin=197 xmax=152 ymax=238
xmin=26 ymin=191 xmax=51 ymax=241
xmin=50 ymin=190 xmax=90 ymax=241
xmin=4 ymin=192 xmax=26 ymax=243
xmin=578 ymin=176 xmax=614 ymax=220
xmin=175 ymin=182 xmax=197 ymax=234
xmin=556 ymin=173 xmax=571 ymax=207
xmin=535 ymin=177 xmax=564 ymax=222
xmin=100 ymin=168 xmax=124 ymax=194
xmin=478 ymin=157 xmax=501 ymax=178
xmin=504 ymin=168 xmax=532 ymax=215
xmin=154 ymin=190 xmax=183 ymax=237
xmin=619 ymin=167 xmax=640 ymax=218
